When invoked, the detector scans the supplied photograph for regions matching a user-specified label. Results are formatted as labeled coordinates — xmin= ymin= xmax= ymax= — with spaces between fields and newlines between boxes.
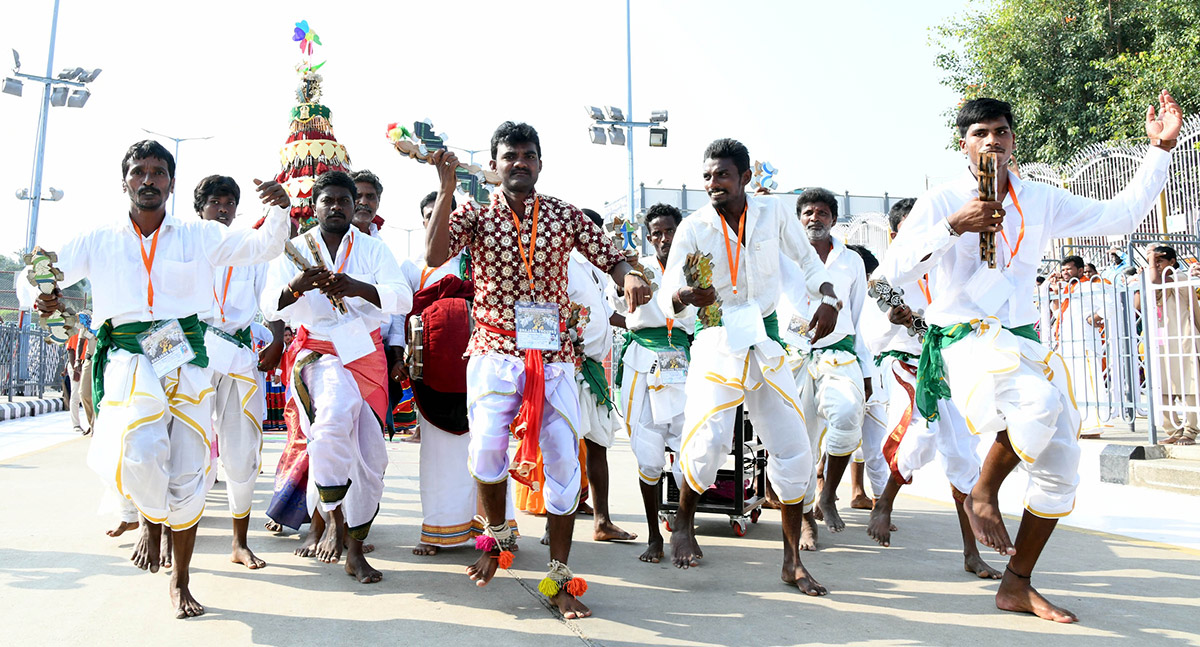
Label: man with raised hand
xmin=880 ymin=92 xmax=1182 ymax=622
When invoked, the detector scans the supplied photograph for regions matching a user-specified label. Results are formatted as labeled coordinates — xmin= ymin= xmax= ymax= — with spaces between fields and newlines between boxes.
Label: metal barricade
xmin=1143 ymin=269 xmax=1200 ymax=445
xmin=0 ymin=323 xmax=67 ymax=401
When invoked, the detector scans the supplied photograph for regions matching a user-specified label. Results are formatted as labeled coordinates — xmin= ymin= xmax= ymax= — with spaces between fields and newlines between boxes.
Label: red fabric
xmin=408 ymin=274 xmax=475 ymax=393
xmin=282 ymin=325 xmax=389 ymax=424
xmin=881 ymin=360 xmax=918 ymax=486
xmin=477 ymin=321 xmax=544 ymax=491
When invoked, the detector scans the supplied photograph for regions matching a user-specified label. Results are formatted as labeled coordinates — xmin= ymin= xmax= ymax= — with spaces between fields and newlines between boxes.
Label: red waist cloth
xmin=282 ymin=325 xmax=389 ymax=424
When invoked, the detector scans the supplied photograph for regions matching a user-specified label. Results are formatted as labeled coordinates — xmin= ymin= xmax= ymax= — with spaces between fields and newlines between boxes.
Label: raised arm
xmin=425 ymin=150 xmax=460 ymax=267
xmin=203 ymin=179 xmax=291 ymax=267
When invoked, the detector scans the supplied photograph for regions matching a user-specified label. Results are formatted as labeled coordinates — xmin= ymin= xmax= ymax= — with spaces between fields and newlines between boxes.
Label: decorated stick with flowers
xmin=386 ymin=120 xmax=500 ymax=203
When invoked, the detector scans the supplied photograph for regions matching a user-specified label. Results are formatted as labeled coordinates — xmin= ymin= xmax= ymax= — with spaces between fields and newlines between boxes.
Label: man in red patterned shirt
xmin=425 ymin=121 xmax=651 ymax=619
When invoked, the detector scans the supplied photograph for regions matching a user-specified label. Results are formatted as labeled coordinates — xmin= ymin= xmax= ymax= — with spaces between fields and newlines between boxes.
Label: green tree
xmin=932 ymin=0 xmax=1196 ymax=165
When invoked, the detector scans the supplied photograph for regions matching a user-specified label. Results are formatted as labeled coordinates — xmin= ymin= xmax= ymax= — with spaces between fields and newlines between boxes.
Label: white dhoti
xmin=577 ymin=371 xmax=618 ymax=449
xmin=880 ymin=355 xmax=980 ymax=495
xmin=466 ymin=354 xmax=582 ymax=517
xmin=619 ymin=341 xmax=686 ymax=486
xmin=417 ymin=417 xmax=518 ymax=546
xmin=205 ymin=346 xmax=264 ymax=519
xmin=792 ymin=347 xmax=865 ymax=512
xmin=291 ymin=351 xmax=389 ymax=539
xmin=678 ymin=329 xmax=811 ymax=504
xmin=938 ymin=319 xmax=1081 ymax=517
xmin=858 ymin=395 xmax=890 ymax=498
xmin=87 ymin=351 xmax=213 ymax=530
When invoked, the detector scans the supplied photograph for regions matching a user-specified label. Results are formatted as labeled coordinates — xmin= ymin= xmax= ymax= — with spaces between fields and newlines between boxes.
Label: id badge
xmin=723 ymin=302 xmax=767 ymax=352
xmin=782 ymin=313 xmax=811 ymax=348
xmin=137 ymin=319 xmax=196 ymax=378
xmin=965 ymin=265 xmax=1014 ymax=315
xmin=515 ymin=301 xmax=561 ymax=351
xmin=331 ymin=317 xmax=375 ymax=364
xmin=204 ymin=326 xmax=241 ymax=376
xmin=655 ymin=349 xmax=689 ymax=384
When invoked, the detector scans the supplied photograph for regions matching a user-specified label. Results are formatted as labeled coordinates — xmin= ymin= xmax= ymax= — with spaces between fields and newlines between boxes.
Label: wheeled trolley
xmin=658 ymin=405 xmax=767 ymax=536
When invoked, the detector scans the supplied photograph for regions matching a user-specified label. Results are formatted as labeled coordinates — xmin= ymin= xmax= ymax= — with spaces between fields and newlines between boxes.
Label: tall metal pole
xmin=140 ymin=129 xmax=213 ymax=216
xmin=625 ymin=0 xmax=635 ymax=230
xmin=24 ymin=0 xmax=62 ymax=255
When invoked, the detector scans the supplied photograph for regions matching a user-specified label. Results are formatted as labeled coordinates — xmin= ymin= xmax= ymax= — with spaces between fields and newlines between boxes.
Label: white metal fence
xmin=1144 ymin=270 xmax=1200 ymax=443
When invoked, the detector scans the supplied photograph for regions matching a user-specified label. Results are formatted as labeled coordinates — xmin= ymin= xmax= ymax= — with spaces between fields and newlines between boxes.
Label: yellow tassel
xmin=538 ymin=577 xmax=560 ymax=597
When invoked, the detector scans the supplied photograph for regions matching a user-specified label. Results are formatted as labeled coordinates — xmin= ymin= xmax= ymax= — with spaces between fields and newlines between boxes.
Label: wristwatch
xmin=821 ymin=294 xmax=843 ymax=311
xmin=945 ymin=219 xmax=961 ymax=237
xmin=1151 ymin=138 xmax=1177 ymax=151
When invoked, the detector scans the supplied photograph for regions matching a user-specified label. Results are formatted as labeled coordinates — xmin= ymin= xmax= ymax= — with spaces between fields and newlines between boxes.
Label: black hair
xmin=1085 ymin=263 xmax=1098 ymax=273
xmin=490 ymin=121 xmax=541 ymax=160
xmin=887 ymin=198 xmax=916 ymax=233
xmin=645 ymin=203 xmax=682 ymax=227
xmin=420 ymin=190 xmax=456 ymax=214
xmin=1061 ymin=255 xmax=1085 ymax=270
xmin=796 ymin=187 xmax=839 ymax=222
xmin=581 ymin=208 xmax=604 ymax=228
xmin=1036 ymin=275 xmax=1046 ymax=285
xmin=350 ymin=169 xmax=383 ymax=196
xmin=702 ymin=138 xmax=750 ymax=176
xmin=193 ymin=175 xmax=240 ymax=214
xmin=121 ymin=139 xmax=176 ymax=180
xmin=846 ymin=244 xmax=878 ymax=277
xmin=1151 ymin=245 xmax=1179 ymax=268
xmin=957 ymin=98 xmax=1015 ymax=138
xmin=312 ymin=170 xmax=358 ymax=203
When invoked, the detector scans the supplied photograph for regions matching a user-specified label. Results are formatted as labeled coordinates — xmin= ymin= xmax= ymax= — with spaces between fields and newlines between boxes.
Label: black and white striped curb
xmin=0 ymin=398 xmax=64 ymax=422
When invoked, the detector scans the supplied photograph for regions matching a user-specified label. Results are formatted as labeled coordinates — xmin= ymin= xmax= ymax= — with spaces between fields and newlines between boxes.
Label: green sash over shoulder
xmin=694 ymin=311 xmax=782 ymax=346
xmin=874 ymin=349 xmax=918 ymax=367
xmin=91 ymin=314 xmax=209 ymax=414
xmin=914 ymin=321 xmax=1039 ymax=422
xmin=581 ymin=357 xmax=613 ymax=411
xmin=614 ymin=325 xmax=692 ymax=385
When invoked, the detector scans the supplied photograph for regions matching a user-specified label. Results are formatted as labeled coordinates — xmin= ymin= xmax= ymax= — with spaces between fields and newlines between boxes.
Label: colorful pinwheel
xmin=293 ymin=20 xmax=321 ymax=56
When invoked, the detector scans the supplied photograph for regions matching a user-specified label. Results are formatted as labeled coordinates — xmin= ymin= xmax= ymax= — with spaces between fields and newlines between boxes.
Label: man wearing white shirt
xmin=880 ymin=93 xmax=1182 ymax=622
xmin=610 ymin=203 xmax=696 ymax=563
xmin=23 ymin=140 xmax=290 ymax=619
xmin=261 ymin=171 xmax=412 ymax=584
xmin=778 ymin=188 xmax=873 ymax=544
xmin=660 ymin=138 xmax=838 ymax=595
xmin=195 ymin=175 xmax=276 ymax=571
xmin=1053 ymin=256 xmax=1120 ymax=437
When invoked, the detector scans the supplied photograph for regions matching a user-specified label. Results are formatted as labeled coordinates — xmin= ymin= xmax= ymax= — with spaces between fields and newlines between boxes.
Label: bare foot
xmin=964 ymin=492 xmax=1016 ymax=555
xmin=131 ymin=522 xmax=162 ymax=573
xmin=996 ymin=567 xmax=1077 ymax=623
xmin=169 ymin=570 xmax=205 ymax=619
xmin=594 ymin=520 xmax=637 ymax=542
xmin=315 ymin=514 xmax=344 ymax=564
xmin=231 ymin=544 xmax=266 ymax=569
xmin=781 ymin=552 xmax=828 ymax=596
xmin=669 ymin=527 xmax=702 ymax=569
xmin=867 ymin=502 xmax=893 ymax=547
xmin=850 ymin=494 xmax=874 ymax=510
xmin=812 ymin=501 xmax=825 ymax=522
xmin=345 ymin=539 xmax=375 ymax=554
xmin=1178 ymin=437 xmax=1196 ymax=446
xmin=160 ymin=526 xmax=173 ymax=570
xmin=800 ymin=511 xmax=819 ymax=551
xmin=550 ymin=590 xmax=592 ymax=619
xmin=638 ymin=536 xmax=664 ymax=563
xmin=540 ymin=530 xmax=550 ymax=546
xmin=466 ymin=550 xmax=499 ymax=586
xmin=106 ymin=520 xmax=139 ymax=538
xmin=817 ymin=496 xmax=845 ymax=533
xmin=965 ymin=553 xmax=1002 ymax=579
xmin=577 ymin=502 xmax=594 ymax=516
xmin=264 ymin=520 xmax=284 ymax=533
xmin=294 ymin=523 xmax=321 ymax=558
xmin=413 ymin=543 xmax=440 ymax=556
xmin=345 ymin=550 xmax=382 ymax=583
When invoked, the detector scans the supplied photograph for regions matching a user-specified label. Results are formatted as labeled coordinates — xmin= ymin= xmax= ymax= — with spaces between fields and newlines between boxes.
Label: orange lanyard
xmin=131 ymin=220 xmax=161 ymax=314
xmin=917 ymin=274 xmax=931 ymax=305
xmin=213 ymin=267 xmax=234 ymax=323
xmin=509 ymin=197 xmax=541 ymax=293
xmin=999 ymin=184 xmax=1026 ymax=269
xmin=719 ymin=203 xmax=747 ymax=295
xmin=334 ymin=231 xmax=354 ymax=273
xmin=657 ymin=258 xmax=675 ymax=345
xmin=419 ymin=267 xmax=436 ymax=290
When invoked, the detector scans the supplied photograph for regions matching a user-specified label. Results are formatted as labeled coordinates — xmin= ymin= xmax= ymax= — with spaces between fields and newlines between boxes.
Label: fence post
xmin=1139 ymin=272 xmax=1158 ymax=445
xmin=1157 ymin=190 xmax=1169 ymax=234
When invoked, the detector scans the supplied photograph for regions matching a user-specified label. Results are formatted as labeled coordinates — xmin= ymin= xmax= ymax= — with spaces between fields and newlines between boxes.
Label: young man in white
xmin=1052 ymin=255 xmax=1121 ymax=437
xmin=660 ymin=138 xmax=838 ymax=595
xmin=261 ymin=170 xmax=411 ymax=584
xmin=609 ymin=203 xmax=695 ymax=563
xmin=880 ymin=92 xmax=1181 ymax=622
xmin=22 ymin=140 xmax=290 ymax=618
xmin=777 ymin=187 xmax=873 ymax=546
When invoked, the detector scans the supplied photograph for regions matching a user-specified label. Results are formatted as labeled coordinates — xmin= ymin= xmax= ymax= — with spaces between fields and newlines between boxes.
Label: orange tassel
xmin=497 ymin=550 xmax=514 ymax=569
xmin=564 ymin=577 xmax=588 ymax=597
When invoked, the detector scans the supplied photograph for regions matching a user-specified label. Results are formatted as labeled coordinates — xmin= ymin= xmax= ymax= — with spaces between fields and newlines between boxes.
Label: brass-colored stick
xmin=977 ymin=152 xmax=998 ymax=269
xmin=303 ymin=233 xmax=348 ymax=314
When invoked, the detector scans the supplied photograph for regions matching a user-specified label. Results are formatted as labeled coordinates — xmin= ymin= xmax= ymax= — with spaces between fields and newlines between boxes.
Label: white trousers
xmin=87 ymin=350 xmax=212 ymax=530
xmin=466 ymin=354 xmax=582 ymax=517
xmin=678 ymin=330 xmax=811 ymax=504
xmin=206 ymin=352 xmax=264 ymax=519
xmin=293 ymin=352 xmax=389 ymax=539
xmin=417 ymin=416 xmax=518 ymax=546
xmin=857 ymin=397 xmax=890 ymax=498
xmin=69 ymin=376 xmax=84 ymax=429
xmin=577 ymin=374 xmax=618 ymax=449
xmin=940 ymin=319 xmax=1081 ymax=517
xmin=618 ymin=341 xmax=687 ymax=486
xmin=793 ymin=348 xmax=865 ymax=512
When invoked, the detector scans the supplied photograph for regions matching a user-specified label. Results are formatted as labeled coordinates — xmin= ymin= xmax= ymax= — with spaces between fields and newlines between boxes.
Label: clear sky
xmin=2 ymin=0 xmax=974 ymax=260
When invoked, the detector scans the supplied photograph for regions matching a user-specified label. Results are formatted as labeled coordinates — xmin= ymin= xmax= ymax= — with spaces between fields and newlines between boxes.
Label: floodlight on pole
xmin=79 ymin=68 xmax=101 ymax=83
xmin=589 ymin=126 xmax=607 ymax=145
xmin=49 ymin=85 xmax=68 ymax=106
xmin=649 ymin=110 xmax=668 ymax=123
xmin=2 ymin=77 xmax=21 ymax=96
xmin=607 ymin=125 xmax=626 ymax=146
xmin=585 ymin=105 xmax=605 ymax=121
xmin=648 ymin=127 xmax=668 ymax=148
xmin=605 ymin=106 xmax=625 ymax=122
xmin=11 ymin=48 xmax=20 ymax=71
xmin=66 ymin=88 xmax=89 ymax=108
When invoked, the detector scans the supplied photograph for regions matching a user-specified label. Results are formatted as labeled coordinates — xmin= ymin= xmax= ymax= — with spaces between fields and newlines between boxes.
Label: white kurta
xmin=879 ymin=147 xmax=1171 ymax=516
xmin=659 ymin=195 xmax=833 ymax=503
xmin=17 ymin=206 xmax=290 ymax=529
xmin=568 ymin=251 xmax=619 ymax=448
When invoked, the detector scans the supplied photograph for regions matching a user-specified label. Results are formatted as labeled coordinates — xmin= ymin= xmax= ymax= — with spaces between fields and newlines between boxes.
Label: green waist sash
xmin=874 ymin=349 xmax=919 ymax=367
xmin=813 ymin=334 xmax=856 ymax=356
xmin=92 ymin=314 xmax=209 ymax=414
xmin=695 ymin=311 xmax=782 ymax=345
xmin=200 ymin=322 xmax=253 ymax=349
xmin=915 ymin=322 xmax=1038 ymax=422
xmin=615 ymin=325 xmax=692 ymax=385
xmin=580 ymin=357 xmax=613 ymax=411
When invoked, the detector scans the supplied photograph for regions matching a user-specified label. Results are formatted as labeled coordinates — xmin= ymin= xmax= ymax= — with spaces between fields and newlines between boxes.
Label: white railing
xmin=1143 ymin=270 xmax=1200 ymax=443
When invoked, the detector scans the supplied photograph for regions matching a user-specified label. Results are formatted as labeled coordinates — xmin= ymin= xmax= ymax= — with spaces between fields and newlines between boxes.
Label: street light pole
xmin=140 ymin=129 xmax=213 ymax=216
xmin=23 ymin=0 xmax=62 ymax=256
xmin=624 ymin=0 xmax=636 ymax=231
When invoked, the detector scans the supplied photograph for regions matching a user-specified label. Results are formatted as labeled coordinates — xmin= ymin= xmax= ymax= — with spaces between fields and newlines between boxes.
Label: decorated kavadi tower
xmin=275 ymin=20 xmax=351 ymax=233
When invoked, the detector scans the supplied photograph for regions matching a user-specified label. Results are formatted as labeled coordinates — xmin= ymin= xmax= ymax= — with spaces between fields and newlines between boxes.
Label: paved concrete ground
xmin=2 ymin=414 xmax=1198 ymax=646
